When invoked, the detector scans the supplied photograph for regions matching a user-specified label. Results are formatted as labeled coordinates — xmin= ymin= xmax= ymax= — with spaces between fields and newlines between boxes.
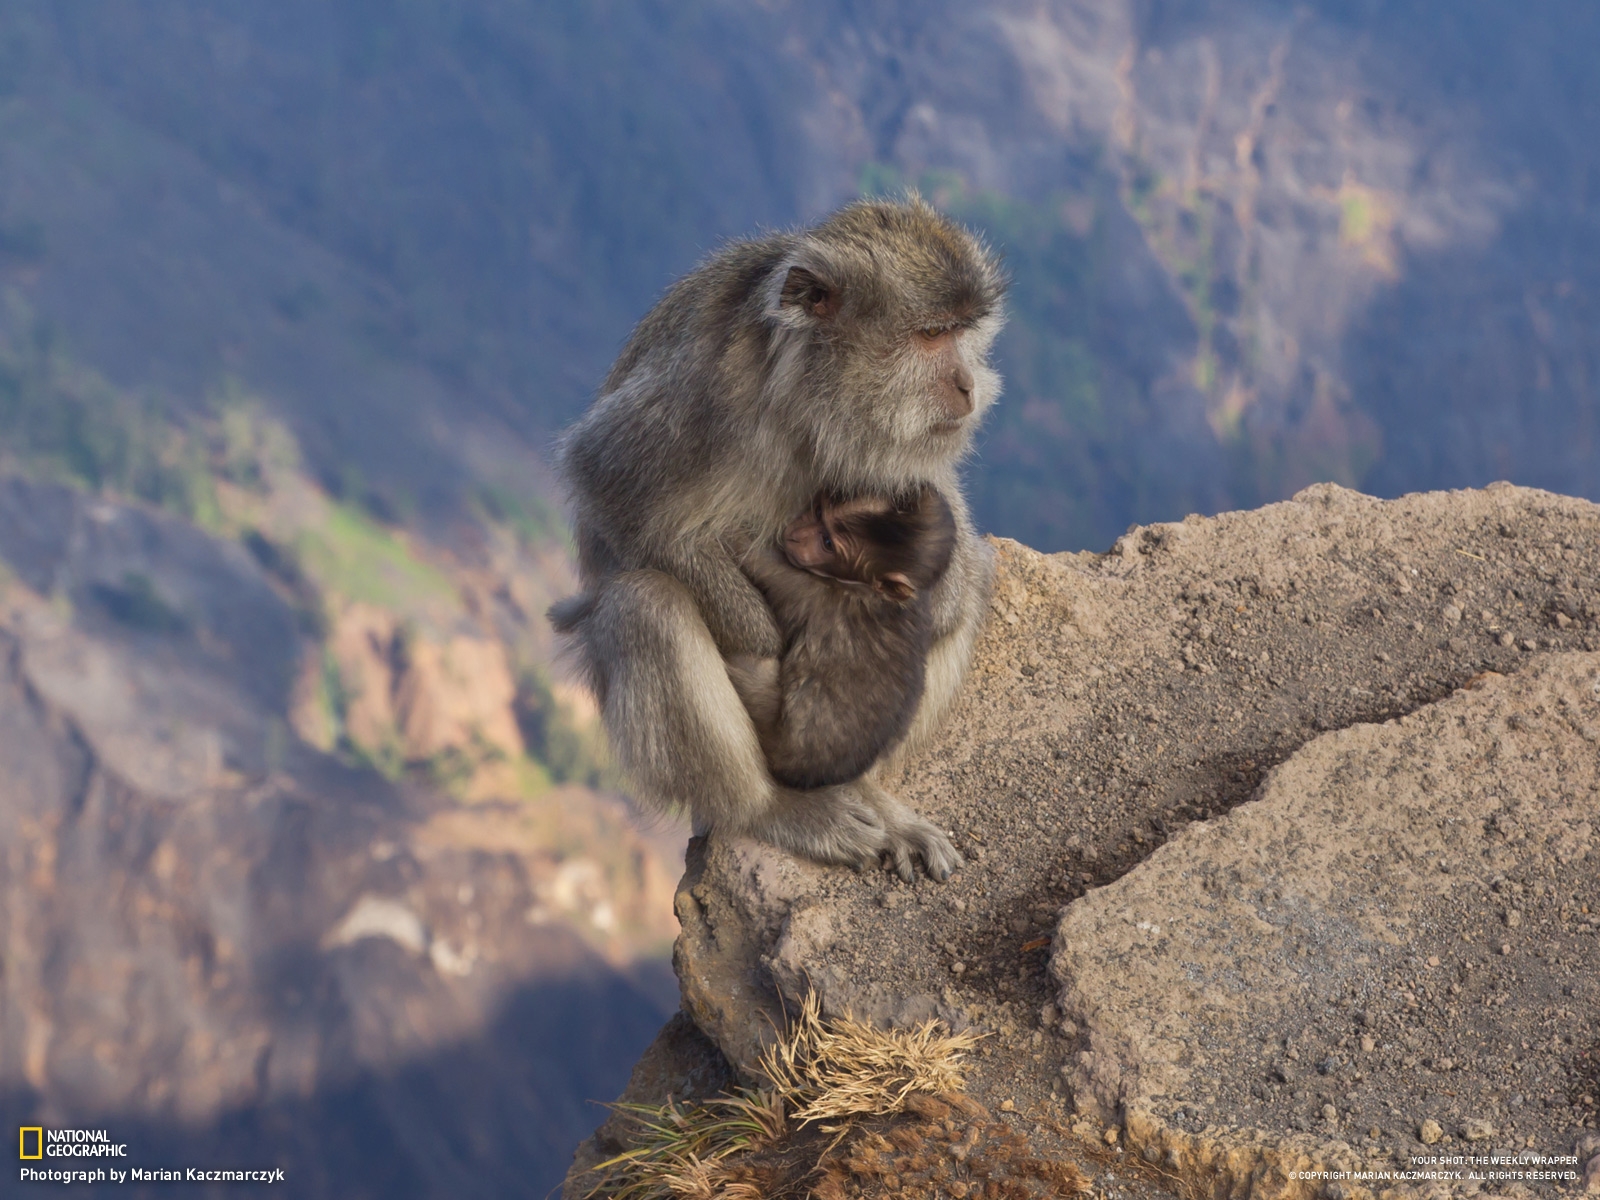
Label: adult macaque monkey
xmin=550 ymin=198 xmax=1004 ymax=881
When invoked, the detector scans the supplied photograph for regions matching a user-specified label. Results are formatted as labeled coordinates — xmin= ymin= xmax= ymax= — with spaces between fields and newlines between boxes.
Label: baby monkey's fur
xmin=730 ymin=486 xmax=957 ymax=790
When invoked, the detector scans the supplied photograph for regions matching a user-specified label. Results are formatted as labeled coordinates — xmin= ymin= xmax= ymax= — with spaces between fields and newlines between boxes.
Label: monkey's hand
xmin=747 ymin=783 xmax=893 ymax=873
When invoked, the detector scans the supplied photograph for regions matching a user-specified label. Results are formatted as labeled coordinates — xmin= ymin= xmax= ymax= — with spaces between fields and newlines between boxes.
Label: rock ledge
xmin=571 ymin=485 xmax=1600 ymax=1199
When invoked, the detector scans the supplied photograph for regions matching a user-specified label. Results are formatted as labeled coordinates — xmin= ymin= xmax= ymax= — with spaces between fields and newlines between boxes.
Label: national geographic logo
xmin=18 ymin=1127 xmax=127 ymax=1158
xmin=19 ymin=1126 xmax=286 ymax=1186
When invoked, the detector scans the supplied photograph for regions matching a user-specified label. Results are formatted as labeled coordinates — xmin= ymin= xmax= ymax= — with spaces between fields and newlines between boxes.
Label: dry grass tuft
xmin=582 ymin=1090 xmax=785 ymax=1200
xmin=654 ymin=1156 xmax=770 ymax=1200
xmin=758 ymin=991 xmax=984 ymax=1124
xmin=580 ymin=992 xmax=988 ymax=1198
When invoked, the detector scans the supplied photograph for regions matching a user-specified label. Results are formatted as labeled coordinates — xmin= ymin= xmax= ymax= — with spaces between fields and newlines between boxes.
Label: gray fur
xmin=551 ymin=197 xmax=1004 ymax=881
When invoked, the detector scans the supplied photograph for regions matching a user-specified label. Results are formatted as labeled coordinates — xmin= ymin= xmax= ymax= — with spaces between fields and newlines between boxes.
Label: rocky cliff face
xmin=0 ymin=476 xmax=680 ymax=1199
xmin=569 ymin=484 xmax=1600 ymax=1199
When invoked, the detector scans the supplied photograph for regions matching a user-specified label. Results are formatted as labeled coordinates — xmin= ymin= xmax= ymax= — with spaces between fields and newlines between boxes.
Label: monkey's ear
xmin=777 ymin=265 xmax=839 ymax=321
xmin=878 ymin=572 xmax=916 ymax=603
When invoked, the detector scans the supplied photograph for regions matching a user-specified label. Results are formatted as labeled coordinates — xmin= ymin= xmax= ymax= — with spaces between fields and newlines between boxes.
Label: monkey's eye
xmin=918 ymin=327 xmax=948 ymax=341
xmin=821 ymin=531 xmax=835 ymax=553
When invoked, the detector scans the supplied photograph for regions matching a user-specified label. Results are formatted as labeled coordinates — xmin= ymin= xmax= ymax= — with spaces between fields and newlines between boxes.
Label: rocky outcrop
xmin=1058 ymin=654 xmax=1598 ymax=1197
xmin=572 ymin=483 xmax=1600 ymax=1199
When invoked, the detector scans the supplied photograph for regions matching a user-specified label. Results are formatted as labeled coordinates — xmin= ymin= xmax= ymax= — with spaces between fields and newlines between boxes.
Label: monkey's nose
xmin=945 ymin=364 xmax=975 ymax=417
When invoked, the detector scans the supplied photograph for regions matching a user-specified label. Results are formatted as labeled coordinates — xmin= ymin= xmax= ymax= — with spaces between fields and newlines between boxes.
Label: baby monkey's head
xmin=782 ymin=485 xmax=956 ymax=603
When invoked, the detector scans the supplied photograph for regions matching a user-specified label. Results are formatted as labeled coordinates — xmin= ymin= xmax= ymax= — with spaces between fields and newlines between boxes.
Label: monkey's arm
xmin=652 ymin=537 xmax=785 ymax=660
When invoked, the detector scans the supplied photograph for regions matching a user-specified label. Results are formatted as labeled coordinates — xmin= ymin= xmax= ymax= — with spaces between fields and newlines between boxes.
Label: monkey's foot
xmin=747 ymin=783 xmax=963 ymax=880
xmin=859 ymin=779 xmax=964 ymax=883
xmin=749 ymin=786 xmax=893 ymax=873
xmin=878 ymin=811 xmax=963 ymax=883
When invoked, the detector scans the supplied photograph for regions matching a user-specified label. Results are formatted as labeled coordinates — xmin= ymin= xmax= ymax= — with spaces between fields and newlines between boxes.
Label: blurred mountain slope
xmin=812 ymin=0 xmax=1600 ymax=544
xmin=3 ymin=1 xmax=1596 ymax=554
xmin=0 ymin=474 xmax=678 ymax=1198
xmin=0 ymin=0 xmax=818 ymax=527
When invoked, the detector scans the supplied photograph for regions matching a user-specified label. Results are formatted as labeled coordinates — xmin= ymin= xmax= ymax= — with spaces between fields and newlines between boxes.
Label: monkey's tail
xmin=547 ymin=593 xmax=596 ymax=633
xmin=546 ymin=592 xmax=605 ymax=705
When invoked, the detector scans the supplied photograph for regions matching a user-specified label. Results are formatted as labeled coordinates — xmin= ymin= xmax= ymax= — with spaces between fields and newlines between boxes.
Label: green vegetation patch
xmin=474 ymin=481 xmax=565 ymax=548
xmin=293 ymin=499 xmax=455 ymax=611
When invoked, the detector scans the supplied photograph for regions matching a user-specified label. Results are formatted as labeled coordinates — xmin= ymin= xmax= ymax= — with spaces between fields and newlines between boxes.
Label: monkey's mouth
xmin=928 ymin=419 xmax=965 ymax=436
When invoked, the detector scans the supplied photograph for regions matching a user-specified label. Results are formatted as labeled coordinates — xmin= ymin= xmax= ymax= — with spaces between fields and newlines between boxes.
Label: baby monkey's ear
xmin=877 ymin=572 xmax=916 ymax=603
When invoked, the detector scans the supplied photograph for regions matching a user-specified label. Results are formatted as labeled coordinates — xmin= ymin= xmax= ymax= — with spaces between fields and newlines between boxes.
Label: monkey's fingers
xmin=839 ymin=796 xmax=894 ymax=873
xmin=886 ymin=841 xmax=917 ymax=884
xmin=911 ymin=826 xmax=964 ymax=882
xmin=883 ymin=824 xmax=961 ymax=881
xmin=859 ymin=781 xmax=964 ymax=882
xmin=925 ymin=845 xmax=964 ymax=882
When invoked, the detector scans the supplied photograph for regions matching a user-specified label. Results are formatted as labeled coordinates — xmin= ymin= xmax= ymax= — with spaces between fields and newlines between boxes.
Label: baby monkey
xmin=728 ymin=485 xmax=957 ymax=790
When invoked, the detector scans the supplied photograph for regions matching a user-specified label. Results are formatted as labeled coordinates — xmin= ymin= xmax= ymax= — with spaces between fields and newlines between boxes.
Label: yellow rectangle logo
xmin=20 ymin=1127 xmax=43 ymax=1159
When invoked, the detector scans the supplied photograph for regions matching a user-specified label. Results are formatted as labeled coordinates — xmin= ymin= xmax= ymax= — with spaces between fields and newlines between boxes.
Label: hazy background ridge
xmin=5 ymin=0 xmax=1596 ymax=550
